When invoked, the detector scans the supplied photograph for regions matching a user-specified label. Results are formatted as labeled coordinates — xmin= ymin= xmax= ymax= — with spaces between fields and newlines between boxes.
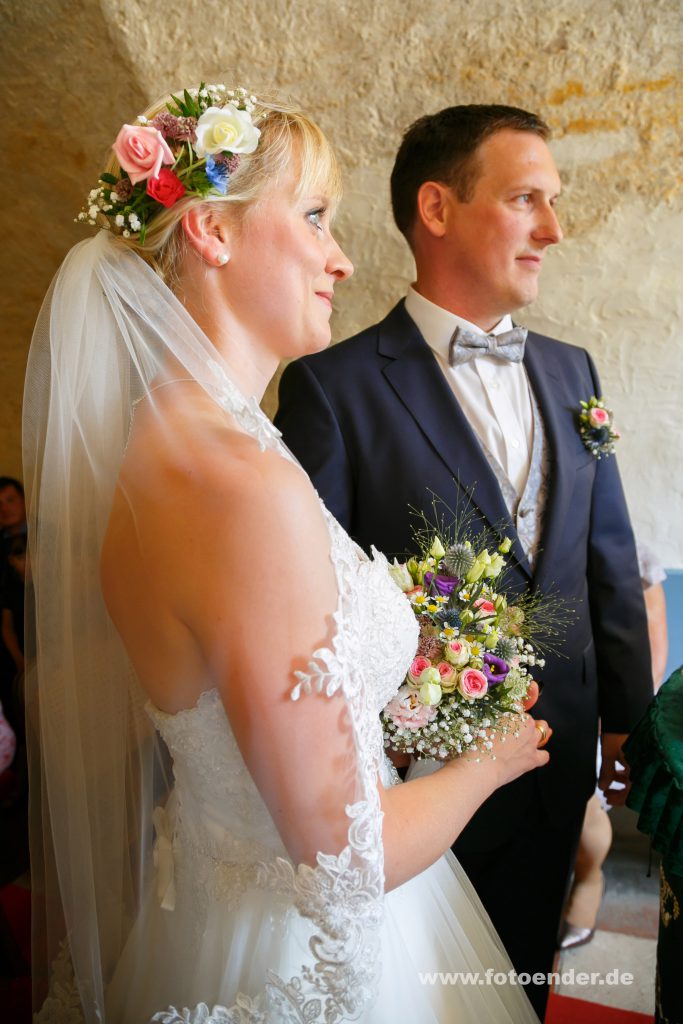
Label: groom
xmin=275 ymin=105 xmax=652 ymax=1019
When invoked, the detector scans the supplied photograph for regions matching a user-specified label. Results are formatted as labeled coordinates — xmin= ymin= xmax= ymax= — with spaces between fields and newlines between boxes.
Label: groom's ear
xmin=415 ymin=181 xmax=453 ymax=239
xmin=181 ymin=206 xmax=232 ymax=266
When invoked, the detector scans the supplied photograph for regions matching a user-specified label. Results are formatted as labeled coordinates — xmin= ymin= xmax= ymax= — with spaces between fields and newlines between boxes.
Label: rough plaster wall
xmin=1 ymin=0 xmax=681 ymax=561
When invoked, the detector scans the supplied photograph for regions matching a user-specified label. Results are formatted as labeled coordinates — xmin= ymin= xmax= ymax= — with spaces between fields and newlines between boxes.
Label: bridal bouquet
xmin=381 ymin=500 xmax=571 ymax=760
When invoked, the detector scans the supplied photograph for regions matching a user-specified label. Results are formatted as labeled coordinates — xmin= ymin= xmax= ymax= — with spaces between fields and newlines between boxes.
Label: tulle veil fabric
xmin=23 ymin=230 xmax=378 ymax=1022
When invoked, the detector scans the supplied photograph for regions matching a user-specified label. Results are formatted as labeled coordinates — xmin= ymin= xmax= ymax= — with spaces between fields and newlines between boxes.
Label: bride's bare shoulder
xmin=123 ymin=387 xmax=319 ymax=535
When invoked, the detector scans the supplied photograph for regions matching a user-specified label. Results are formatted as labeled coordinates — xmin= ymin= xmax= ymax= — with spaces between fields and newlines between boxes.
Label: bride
xmin=25 ymin=82 xmax=550 ymax=1023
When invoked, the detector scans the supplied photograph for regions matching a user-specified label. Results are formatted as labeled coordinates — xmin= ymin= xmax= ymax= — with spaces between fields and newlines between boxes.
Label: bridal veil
xmin=24 ymin=230 xmax=386 ymax=1022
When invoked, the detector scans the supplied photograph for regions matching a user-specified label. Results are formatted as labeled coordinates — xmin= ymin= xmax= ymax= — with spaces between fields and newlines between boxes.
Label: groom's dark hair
xmin=390 ymin=104 xmax=551 ymax=246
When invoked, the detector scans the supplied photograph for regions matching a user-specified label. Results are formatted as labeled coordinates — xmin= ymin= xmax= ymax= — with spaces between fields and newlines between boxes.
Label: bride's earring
xmin=216 ymin=253 xmax=229 ymax=266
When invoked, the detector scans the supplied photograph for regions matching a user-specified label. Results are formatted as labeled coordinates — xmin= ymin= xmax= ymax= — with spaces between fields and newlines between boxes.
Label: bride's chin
xmin=295 ymin=330 xmax=333 ymax=359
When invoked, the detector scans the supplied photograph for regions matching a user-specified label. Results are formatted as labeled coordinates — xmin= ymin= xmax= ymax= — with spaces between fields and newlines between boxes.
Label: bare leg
xmin=559 ymin=794 xmax=612 ymax=947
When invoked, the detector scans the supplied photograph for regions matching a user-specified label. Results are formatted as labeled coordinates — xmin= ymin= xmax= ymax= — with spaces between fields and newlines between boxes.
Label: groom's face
xmin=438 ymin=129 xmax=562 ymax=329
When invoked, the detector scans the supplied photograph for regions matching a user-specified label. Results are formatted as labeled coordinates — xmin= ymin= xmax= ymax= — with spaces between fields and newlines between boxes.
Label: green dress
xmin=624 ymin=667 xmax=683 ymax=1024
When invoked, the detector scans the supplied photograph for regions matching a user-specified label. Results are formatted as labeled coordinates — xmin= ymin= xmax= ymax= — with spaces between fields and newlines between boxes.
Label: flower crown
xmin=79 ymin=84 xmax=261 ymax=242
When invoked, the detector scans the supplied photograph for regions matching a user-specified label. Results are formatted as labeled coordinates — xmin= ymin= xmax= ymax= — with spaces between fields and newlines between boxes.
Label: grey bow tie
xmin=448 ymin=325 xmax=527 ymax=366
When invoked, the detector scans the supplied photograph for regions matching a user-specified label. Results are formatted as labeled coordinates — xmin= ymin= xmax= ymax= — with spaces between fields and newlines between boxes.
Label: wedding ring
xmin=535 ymin=722 xmax=548 ymax=747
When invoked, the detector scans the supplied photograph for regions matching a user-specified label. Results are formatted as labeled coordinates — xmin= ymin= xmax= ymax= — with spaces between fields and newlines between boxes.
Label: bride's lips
xmin=516 ymin=254 xmax=543 ymax=269
xmin=315 ymin=291 xmax=334 ymax=310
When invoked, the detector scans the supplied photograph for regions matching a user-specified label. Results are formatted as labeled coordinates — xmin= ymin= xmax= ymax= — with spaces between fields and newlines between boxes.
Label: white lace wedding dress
xmin=101 ymin=406 xmax=537 ymax=1023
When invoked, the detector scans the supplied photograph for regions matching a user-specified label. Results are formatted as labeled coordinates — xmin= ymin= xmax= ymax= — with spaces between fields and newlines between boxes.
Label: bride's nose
xmin=326 ymin=233 xmax=353 ymax=280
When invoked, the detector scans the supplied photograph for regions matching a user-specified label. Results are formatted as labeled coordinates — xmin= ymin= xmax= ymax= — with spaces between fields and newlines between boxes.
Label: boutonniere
xmin=579 ymin=396 xmax=620 ymax=458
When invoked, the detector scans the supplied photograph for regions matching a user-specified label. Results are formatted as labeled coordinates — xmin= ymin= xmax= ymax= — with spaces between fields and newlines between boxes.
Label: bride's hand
xmin=492 ymin=679 xmax=551 ymax=785
xmin=487 ymin=710 xmax=551 ymax=789
xmin=443 ymin=678 xmax=551 ymax=789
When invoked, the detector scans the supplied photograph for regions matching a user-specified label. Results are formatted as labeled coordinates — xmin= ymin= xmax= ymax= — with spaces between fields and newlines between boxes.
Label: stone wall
xmin=1 ymin=0 xmax=681 ymax=562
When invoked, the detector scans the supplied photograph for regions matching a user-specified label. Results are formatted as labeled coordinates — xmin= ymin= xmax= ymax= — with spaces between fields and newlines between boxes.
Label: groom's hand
xmin=599 ymin=732 xmax=630 ymax=804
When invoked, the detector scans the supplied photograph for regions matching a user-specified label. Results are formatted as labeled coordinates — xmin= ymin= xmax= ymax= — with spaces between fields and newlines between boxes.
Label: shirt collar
xmin=404 ymin=286 xmax=513 ymax=364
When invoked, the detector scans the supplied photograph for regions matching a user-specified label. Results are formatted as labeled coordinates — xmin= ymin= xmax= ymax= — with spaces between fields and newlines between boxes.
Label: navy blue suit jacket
xmin=276 ymin=301 xmax=653 ymax=851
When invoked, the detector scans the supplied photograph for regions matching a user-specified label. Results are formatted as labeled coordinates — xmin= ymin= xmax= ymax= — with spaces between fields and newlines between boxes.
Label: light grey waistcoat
xmin=477 ymin=382 xmax=549 ymax=570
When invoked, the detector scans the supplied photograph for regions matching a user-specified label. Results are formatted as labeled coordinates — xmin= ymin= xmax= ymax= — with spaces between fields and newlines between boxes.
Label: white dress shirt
xmin=404 ymin=287 xmax=534 ymax=497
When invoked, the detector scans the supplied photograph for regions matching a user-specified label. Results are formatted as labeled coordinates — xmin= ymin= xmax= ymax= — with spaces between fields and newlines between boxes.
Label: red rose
xmin=147 ymin=168 xmax=186 ymax=208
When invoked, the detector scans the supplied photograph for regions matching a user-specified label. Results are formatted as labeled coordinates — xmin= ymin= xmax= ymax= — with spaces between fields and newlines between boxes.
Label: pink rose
xmin=113 ymin=124 xmax=174 ymax=185
xmin=458 ymin=667 xmax=488 ymax=699
xmin=474 ymin=598 xmax=496 ymax=617
xmin=588 ymin=407 xmax=609 ymax=428
xmin=444 ymin=638 xmax=470 ymax=668
xmin=385 ymin=686 xmax=438 ymax=731
xmin=147 ymin=168 xmax=186 ymax=208
xmin=408 ymin=655 xmax=432 ymax=685
xmin=436 ymin=661 xmax=457 ymax=692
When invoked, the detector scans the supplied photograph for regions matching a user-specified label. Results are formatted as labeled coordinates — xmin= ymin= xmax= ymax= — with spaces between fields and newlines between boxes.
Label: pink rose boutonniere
xmin=579 ymin=396 xmax=620 ymax=459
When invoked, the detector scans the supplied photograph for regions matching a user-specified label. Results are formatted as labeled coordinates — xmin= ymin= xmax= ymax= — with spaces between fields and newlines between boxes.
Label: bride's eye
xmin=306 ymin=207 xmax=326 ymax=231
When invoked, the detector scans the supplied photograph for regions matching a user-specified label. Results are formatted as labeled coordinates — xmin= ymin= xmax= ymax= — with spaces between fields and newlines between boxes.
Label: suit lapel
xmin=377 ymin=303 xmax=532 ymax=578
xmin=523 ymin=333 xmax=577 ymax=588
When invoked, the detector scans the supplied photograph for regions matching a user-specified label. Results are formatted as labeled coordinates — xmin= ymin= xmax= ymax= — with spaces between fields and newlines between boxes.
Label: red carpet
xmin=546 ymin=992 xmax=654 ymax=1023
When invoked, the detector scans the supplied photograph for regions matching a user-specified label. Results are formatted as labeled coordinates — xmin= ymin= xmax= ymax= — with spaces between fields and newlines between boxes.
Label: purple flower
xmin=211 ymin=152 xmax=241 ymax=173
xmin=205 ymin=155 xmax=230 ymax=194
xmin=423 ymin=571 xmax=459 ymax=597
xmin=482 ymin=653 xmax=509 ymax=687
xmin=151 ymin=112 xmax=197 ymax=142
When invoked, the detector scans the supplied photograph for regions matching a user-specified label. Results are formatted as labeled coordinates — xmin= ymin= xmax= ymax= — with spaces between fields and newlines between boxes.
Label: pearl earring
xmin=216 ymin=253 xmax=228 ymax=266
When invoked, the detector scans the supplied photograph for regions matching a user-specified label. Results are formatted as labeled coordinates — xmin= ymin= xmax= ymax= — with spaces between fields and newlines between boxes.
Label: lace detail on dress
xmin=206 ymin=360 xmax=282 ymax=452
xmin=234 ymin=521 xmax=416 ymax=1023
xmin=153 ymin=998 xmax=265 ymax=1024
xmin=147 ymin=521 xmax=416 ymax=1023
xmin=33 ymin=940 xmax=84 ymax=1024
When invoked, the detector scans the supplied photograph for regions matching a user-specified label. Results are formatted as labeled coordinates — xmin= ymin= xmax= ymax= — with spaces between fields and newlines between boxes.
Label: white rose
xmin=194 ymin=104 xmax=261 ymax=157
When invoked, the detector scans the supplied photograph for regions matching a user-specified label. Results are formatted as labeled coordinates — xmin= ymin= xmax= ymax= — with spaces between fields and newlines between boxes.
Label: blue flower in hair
xmin=205 ymin=155 xmax=230 ymax=195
